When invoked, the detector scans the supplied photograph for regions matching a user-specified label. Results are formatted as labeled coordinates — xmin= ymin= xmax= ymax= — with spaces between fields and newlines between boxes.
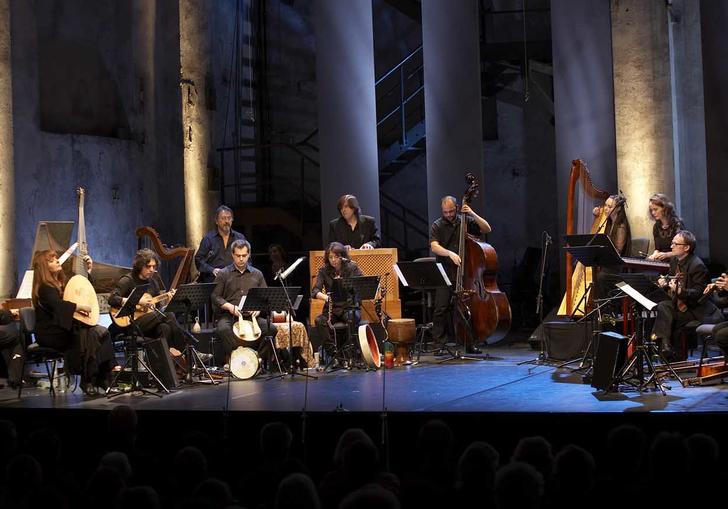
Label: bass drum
xmin=358 ymin=324 xmax=381 ymax=369
xmin=230 ymin=346 xmax=260 ymax=380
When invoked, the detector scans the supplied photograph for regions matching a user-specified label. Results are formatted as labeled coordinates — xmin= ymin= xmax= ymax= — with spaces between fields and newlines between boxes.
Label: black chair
xmin=17 ymin=307 xmax=66 ymax=398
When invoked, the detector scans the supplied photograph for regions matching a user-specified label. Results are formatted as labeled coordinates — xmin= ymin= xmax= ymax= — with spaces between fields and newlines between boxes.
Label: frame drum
xmin=230 ymin=346 xmax=260 ymax=380
xmin=358 ymin=324 xmax=381 ymax=369
xmin=387 ymin=318 xmax=416 ymax=343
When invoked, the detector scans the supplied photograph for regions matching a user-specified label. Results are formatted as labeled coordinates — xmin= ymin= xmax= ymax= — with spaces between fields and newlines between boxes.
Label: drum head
xmin=230 ymin=346 xmax=260 ymax=380
xmin=358 ymin=324 xmax=381 ymax=369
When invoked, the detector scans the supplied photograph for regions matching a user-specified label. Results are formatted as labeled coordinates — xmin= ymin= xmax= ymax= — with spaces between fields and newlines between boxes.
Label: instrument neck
xmin=456 ymin=210 xmax=467 ymax=292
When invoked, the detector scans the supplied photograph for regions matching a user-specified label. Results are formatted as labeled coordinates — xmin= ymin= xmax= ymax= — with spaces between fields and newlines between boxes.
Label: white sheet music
xmin=616 ymin=281 xmax=658 ymax=310
xmin=16 ymin=270 xmax=34 ymax=299
xmin=237 ymin=295 xmax=246 ymax=311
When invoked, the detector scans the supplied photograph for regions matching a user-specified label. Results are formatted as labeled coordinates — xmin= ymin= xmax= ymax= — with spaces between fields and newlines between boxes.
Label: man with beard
xmin=195 ymin=205 xmax=247 ymax=283
xmin=429 ymin=196 xmax=492 ymax=353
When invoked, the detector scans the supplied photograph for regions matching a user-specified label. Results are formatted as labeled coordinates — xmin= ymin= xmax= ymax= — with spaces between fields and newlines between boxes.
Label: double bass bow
xmin=452 ymin=174 xmax=511 ymax=349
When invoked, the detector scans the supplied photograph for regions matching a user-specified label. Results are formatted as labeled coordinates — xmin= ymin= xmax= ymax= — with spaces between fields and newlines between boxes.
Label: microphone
xmin=276 ymin=256 xmax=307 ymax=281
xmin=543 ymin=231 xmax=552 ymax=244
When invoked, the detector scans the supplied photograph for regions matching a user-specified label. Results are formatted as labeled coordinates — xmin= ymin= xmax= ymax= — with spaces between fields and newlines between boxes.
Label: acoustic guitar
xmin=109 ymin=290 xmax=175 ymax=327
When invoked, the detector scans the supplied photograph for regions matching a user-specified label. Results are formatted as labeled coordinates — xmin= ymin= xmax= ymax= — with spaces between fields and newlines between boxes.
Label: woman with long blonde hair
xmin=31 ymin=250 xmax=115 ymax=395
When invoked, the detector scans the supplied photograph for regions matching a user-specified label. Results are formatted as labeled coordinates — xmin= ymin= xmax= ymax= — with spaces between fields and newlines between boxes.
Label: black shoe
xmin=659 ymin=339 xmax=674 ymax=360
xmin=466 ymin=345 xmax=482 ymax=355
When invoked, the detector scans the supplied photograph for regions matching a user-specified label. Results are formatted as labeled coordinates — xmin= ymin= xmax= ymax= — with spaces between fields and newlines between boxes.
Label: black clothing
xmin=606 ymin=218 xmax=631 ymax=256
xmin=429 ymin=214 xmax=481 ymax=343
xmin=212 ymin=264 xmax=276 ymax=357
xmin=653 ymin=219 xmax=685 ymax=253
xmin=35 ymin=283 xmax=115 ymax=385
xmin=108 ymin=272 xmax=184 ymax=350
xmin=311 ymin=259 xmax=364 ymax=354
xmin=652 ymin=253 xmax=722 ymax=354
xmin=328 ymin=215 xmax=380 ymax=249
xmin=194 ymin=229 xmax=247 ymax=283
xmin=0 ymin=310 xmax=22 ymax=385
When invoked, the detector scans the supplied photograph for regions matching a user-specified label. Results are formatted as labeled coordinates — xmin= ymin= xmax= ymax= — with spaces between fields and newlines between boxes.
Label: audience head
xmin=512 ymin=435 xmax=554 ymax=483
xmin=192 ymin=478 xmax=233 ymax=509
xmin=553 ymin=444 xmax=596 ymax=497
xmin=495 ymin=462 xmax=544 ymax=509
xmin=108 ymin=405 xmax=138 ymax=450
xmin=275 ymin=473 xmax=321 ymax=509
xmin=417 ymin=419 xmax=454 ymax=466
xmin=457 ymin=441 xmax=499 ymax=490
xmin=116 ymin=486 xmax=160 ymax=509
xmin=333 ymin=428 xmax=374 ymax=467
xmin=100 ymin=451 xmax=133 ymax=481
xmin=339 ymin=483 xmax=400 ymax=509
xmin=174 ymin=446 xmax=208 ymax=488
xmin=649 ymin=431 xmax=688 ymax=480
xmin=686 ymin=433 xmax=719 ymax=475
xmin=260 ymin=421 xmax=293 ymax=462
xmin=606 ymin=424 xmax=645 ymax=475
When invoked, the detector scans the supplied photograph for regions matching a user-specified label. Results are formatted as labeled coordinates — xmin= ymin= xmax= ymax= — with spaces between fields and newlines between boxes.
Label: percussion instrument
xmin=358 ymin=324 xmax=381 ymax=369
xmin=233 ymin=311 xmax=261 ymax=341
xmin=229 ymin=346 xmax=260 ymax=379
xmin=386 ymin=318 xmax=416 ymax=343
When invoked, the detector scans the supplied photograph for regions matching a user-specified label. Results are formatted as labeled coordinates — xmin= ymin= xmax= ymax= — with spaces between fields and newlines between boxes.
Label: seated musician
xmin=651 ymin=231 xmax=723 ymax=359
xmin=595 ymin=194 xmax=631 ymax=256
xmin=646 ymin=193 xmax=685 ymax=261
xmin=312 ymin=242 xmax=364 ymax=358
xmin=31 ymin=250 xmax=116 ymax=394
xmin=211 ymin=239 xmax=276 ymax=367
xmin=0 ymin=308 xmax=23 ymax=389
xmin=328 ymin=194 xmax=380 ymax=250
xmin=108 ymin=249 xmax=186 ymax=354
xmin=429 ymin=196 xmax=491 ymax=354
xmin=195 ymin=205 xmax=247 ymax=283
xmin=704 ymin=274 xmax=728 ymax=357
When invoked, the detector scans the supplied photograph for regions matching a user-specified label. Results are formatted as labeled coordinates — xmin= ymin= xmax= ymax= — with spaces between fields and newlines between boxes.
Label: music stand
xmin=165 ymin=283 xmax=218 ymax=385
xmin=394 ymin=261 xmax=451 ymax=362
xmin=606 ymin=276 xmax=682 ymax=394
xmin=107 ymin=284 xmax=169 ymax=398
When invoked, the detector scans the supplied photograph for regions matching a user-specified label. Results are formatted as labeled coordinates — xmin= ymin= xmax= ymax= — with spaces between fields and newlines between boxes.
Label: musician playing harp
xmin=211 ymin=239 xmax=276 ymax=364
xmin=31 ymin=250 xmax=116 ymax=394
xmin=108 ymin=249 xmax=186 ymax=353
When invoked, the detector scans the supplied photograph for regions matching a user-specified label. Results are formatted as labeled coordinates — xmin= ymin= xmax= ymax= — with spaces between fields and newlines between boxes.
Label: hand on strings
xmin=448 ymin=251 xmax=462 ymax=266
xmin=212 ymin=268 xmax=222 ymax=278
xmin=83 ymin=255 xmax=93 ymax=274
xmin=139 ymin=294 xmax=154 ymax=309
xmin=704 ymin=283 xmax=716 ymax=295
xmin=668 ymin=278 xmax=678 ymax=293
xmin=657 ymin=276 xmax=669 ymax=289
xmin=715 ymin=274 xmax=728 ymax=291
xmin=461 ymin=204 xmax=474 ymax=216
xmin=76 ymin=304 xmax=91 ymax=317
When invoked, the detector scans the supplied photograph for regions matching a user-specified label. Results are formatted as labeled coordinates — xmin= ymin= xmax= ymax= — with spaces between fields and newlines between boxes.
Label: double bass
xmin=453 ymin=174 xmax=511 ymax=348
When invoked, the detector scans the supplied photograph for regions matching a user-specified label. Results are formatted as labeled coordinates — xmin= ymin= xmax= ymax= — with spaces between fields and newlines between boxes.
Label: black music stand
xmin=394 ymin=261 xmax=451 ymax=363
xmin=107 ymin=284 xmax=169 ymax=398
xmin=325 ymin=276 xmax=380 ymax=371
xmin=606 ymin=275 xmax=681 ymax=394
xmin=165 ymin=283 xmax=218 ymax=385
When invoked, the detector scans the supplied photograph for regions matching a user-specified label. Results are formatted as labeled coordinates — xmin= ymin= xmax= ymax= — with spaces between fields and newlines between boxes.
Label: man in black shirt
xmin=108 ymin=249 xmax=186 ymax=352
xmin=195 ymin=205 xmax=247 ymax=283
xmin=212 ymin=239 xmax=276 ymax=361
xmin=429 ymin=195 xmax=492 ymax=353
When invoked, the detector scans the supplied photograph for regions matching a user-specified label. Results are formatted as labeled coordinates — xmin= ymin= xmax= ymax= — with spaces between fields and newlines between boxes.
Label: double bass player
xmin=429 ymin=195 xmax=492 ymax=354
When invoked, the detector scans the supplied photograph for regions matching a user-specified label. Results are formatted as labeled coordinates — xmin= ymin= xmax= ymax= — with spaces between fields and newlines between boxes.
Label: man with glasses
xmin=651 ymin=230 xmax=722 ymax=359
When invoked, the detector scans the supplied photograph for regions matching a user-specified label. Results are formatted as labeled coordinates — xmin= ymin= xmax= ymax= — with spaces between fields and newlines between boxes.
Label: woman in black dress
xmin=646 ymin=193 xmax=684 ymax=261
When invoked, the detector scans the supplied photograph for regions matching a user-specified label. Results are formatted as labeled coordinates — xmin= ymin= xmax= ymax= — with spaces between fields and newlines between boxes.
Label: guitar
xmin=109 ymin=289 xmax=175 ymax=327
xmin=233 ymin=311 xmax=262 ymax=342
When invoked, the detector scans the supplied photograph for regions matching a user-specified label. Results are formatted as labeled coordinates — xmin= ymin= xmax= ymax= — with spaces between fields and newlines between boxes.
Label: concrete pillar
xmin=0 ymin=0 xmax=16 ymax=297
xmin=551 ymin=0 xmax=617 ymax=237
xmin=179 ymin=0 xmax=211 ymax=250
xmin=611 ymin=0 xmax=675 ymax=243
xmin=422 ymin=0 xmax=484 ymax=224
xmin=701 ymin=0 xmax=728 ymax=263
xmin=314 ymin=0 xmax=380 ymax=239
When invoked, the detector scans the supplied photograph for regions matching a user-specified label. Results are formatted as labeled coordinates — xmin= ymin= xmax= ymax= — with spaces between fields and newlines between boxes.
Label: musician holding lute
xmin=31 ymin=250 xmax=116 ymax=395
xmin=107 ymin=249 xmax=186 ymax=354
xmin=211 ymin=239 xmax=276 ymax=366
xmin=429 ymin=195 xmax=492 ymax=354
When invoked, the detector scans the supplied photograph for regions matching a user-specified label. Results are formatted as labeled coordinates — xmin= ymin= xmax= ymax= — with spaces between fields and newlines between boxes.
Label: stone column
xmin=179 ymin=0 xmax=211 ymax=250
xmin=612 ymin=0 xmax=675 ymax=243
xmin=422 ymin=0 xmax=484 ymax=224
xmin=314 ymin=0 xmax=380 ymax=239
xmin=0 ymin=0 xmax=16 ymax=297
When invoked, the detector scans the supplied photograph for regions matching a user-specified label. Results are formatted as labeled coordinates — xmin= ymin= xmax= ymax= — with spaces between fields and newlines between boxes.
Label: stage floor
xmin=2 ymin=343 xmax=728 ymax=414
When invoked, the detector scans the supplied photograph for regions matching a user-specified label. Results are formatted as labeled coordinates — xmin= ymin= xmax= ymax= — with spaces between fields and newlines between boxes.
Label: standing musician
xmin=195 ymin=205 xmax=247 ymax=283
xmin=646 ymin=193 xmax=685 ymax=261
xmin=328 ymin=194 xmax=381 ymax=250
xmin=0 ymin=309 xmax=22 ymax=389
xmin=211 ymin=239 xmax=276 ymax=365
xmin=31 ymin=250 xmax=116 ymax=394
xmin=429 ymin=196 xmax=492 ymax=354
xmin=108 ymin=249 xmax=186 ymax=353
xmin=651 ymin=230 xmax=722 ymax=359
xmin=312 ymin=242 xmax=364 ymax=358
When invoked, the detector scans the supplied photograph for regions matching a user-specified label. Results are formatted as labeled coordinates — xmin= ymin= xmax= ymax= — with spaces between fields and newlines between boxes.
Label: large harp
xmin=136 ymin=226 xmax=195 ymax=291
xmin=557 ymin=159 xmax=610 ymax=317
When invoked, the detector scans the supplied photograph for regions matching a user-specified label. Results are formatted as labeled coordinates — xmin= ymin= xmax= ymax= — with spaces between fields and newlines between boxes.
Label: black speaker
xmin=542 ymin=320 xmax=591 ymax=360
xmin=144 ymin=337 xmax=178 ymax=390
xmin=591 ymin=331 xmax=628 ymax=390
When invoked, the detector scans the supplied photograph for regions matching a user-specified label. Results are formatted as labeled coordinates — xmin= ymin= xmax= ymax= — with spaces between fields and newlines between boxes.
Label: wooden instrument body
xmin=358 ymin=324 xmax=381 ymax=369
xmin=64 ymin=275 xmax=100 ymax=326
xmin=109 ymin=290 xmax=173 ymax=327
xmin=234 ymin=311 xmax=262 ymax=342
xmin=387 ymin=318 xmax=416 ymax=343
xmin=309 ymin=248 xmax=401 ymax=325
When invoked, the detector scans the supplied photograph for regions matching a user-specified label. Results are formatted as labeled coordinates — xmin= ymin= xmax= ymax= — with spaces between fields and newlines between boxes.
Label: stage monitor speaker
xmin=591 ymin=331 xmax=628 ymax=390
xmin=542 ymin=320 xmax=591 ymax=360
xmin=144 ymin=337 xmax=178 ymax=390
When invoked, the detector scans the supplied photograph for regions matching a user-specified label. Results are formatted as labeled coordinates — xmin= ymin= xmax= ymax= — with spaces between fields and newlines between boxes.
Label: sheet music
xmin=237 ymin=295 xmax=247 ymax=311
xmin=436 ymin=263 xmax=452 ymax=287
xmin=616 ymin=281 xmax=658 ymax=310
xmin=16 ymin=270 xmax=34 ymax=299
xmin=393 ymin=263 xmax=408 ymax=286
